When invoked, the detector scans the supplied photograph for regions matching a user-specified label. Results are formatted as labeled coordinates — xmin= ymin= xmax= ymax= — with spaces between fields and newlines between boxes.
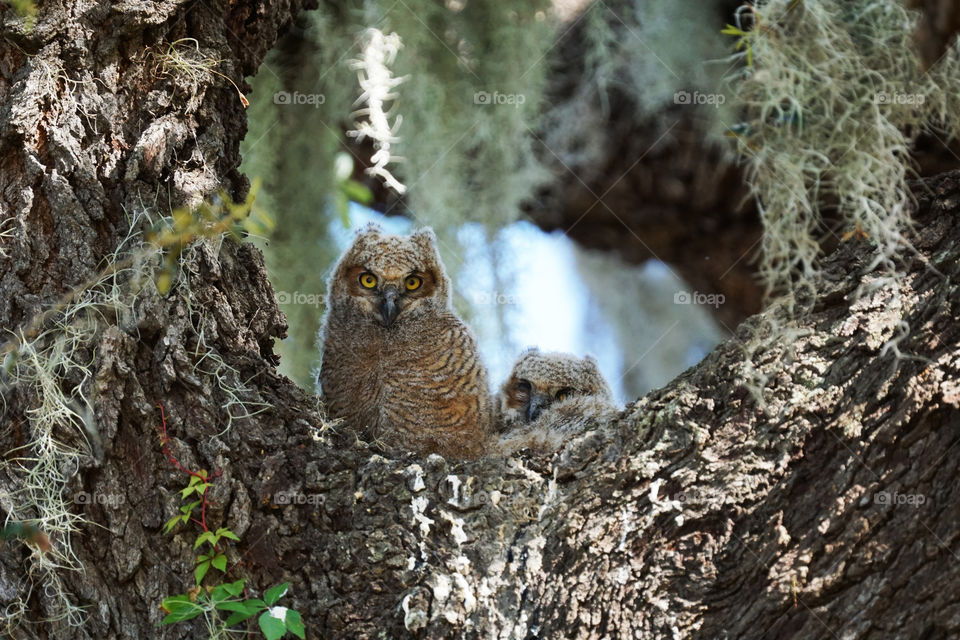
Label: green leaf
xmin=160 ymin=595 xmax=203 ymax=624
xmin=195 ymin=559 xmax=210 ymax=585
xmin=172 ymin=208 xmax=193 ymax=231
xmin=210 ymin=579 xmax=245 ymax=602
xmin=161 ymin=594 xmax=192 ymax=609
xmin=242 ymin=208 xmax=275 ymax=236
xmin=222 ymin=578 xmax=246 ymax=597
xmin=181 ymin=500 xmax=202 ymax=515
xmin=264 ymin=582 xmax=290 ymax=606
xmin=721 ymin=23 xmax=745 ymax=36
xmin=286 ymin=610 xmax=305 ymax=639
xmin=217 ymin=599 xmax=261 ymax=626
xmin=182 ymin=473 xmax=209 ymax=497
xmin=216 ymin=600 xmax=255 ymax=614
xmin=156 ymin=272 xmax=172 ymax=296
xmin=343 ymin=180 xmax=374 ymax=205
xmin=210 ymin=585 xmax=229 ymax=602
xmin=215 ymin=527 xmax=240 ymax=542
xmin=211 ymin=552 xmax=227 ymax=572
xmin=224 ymin=610 xmax=255 ymax=627
xmin=195 ymin=531 xmax=216 ymax=549
xmin=163 ymin=516 xmax=181 ymax=535
xmin=161 ymin=610 xmax=202 ymax=625
xmin=258 ymin=610 xmax=287 ymax=640
xmin=218 ymin=600 xmax=266 ymax=627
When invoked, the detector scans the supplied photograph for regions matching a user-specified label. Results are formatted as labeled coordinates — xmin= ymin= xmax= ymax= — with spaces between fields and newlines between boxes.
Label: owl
xmin=318 ymin=224 xmax=493 ymax=459
xmin=496 ymin=348 xmax=620 ymax=454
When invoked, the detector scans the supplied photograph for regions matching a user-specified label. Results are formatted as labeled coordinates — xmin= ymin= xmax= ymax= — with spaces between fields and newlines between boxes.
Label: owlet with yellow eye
xmin=318 ymin=223 xmax=494 ymax=459
xmin=496 ymin=348 xmax=620 ymax=455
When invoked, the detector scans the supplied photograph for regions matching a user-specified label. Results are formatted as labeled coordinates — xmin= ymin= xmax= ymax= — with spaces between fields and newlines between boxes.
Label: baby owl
xmin=496 ymin=348 xmax=619 ymax=454
xmin=319 ymin=224 xmax=493 ymax=459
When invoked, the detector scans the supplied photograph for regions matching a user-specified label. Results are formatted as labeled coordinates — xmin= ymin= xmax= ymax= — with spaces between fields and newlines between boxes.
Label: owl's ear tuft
xmin=347 ymin=223 xmax=384 ymax=253
xmin=583 ymin=355 xmax=601 ymax=373
xmin=356 ymin=222 xmax=384 ymax=238
xmin=515 ymin=347 xmax=540 ymax=368
xmin=411 ymin=227 xmax=437 ymax=247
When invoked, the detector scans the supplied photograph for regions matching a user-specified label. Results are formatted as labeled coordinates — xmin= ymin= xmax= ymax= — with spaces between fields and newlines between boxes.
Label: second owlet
xmin=318 ymin=224 xmax=493 ymax=459
xmin=496 ymin=348 xmax=620 ymax=454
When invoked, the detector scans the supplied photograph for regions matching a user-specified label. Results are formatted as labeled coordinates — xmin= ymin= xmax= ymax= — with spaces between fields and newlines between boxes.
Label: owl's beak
xmin=526 ymin=393 xmax=552 ymax=422
xmin=378 ymin=286 xmax=400 ymax=327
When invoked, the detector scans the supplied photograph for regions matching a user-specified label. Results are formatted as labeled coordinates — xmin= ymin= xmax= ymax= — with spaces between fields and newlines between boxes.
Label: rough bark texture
xmin=0 ymin=0 xmax=320 ymax=637
xmin=2 ymin=2 xmax=960 ymax=640
xmin=0 ymin=0 xmax=315 ymax=330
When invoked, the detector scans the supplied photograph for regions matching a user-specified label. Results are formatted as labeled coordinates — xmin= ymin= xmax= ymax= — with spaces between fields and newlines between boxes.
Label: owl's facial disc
xmin=350 ymin=266 xmax=436 ymax=327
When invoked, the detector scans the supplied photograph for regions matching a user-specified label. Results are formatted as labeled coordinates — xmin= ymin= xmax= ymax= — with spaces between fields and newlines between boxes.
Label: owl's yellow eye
xmin=405 ymin=276 xmax=422 ymax=291
xmin=359 ymin=272 xmax=378 ymax=289
xmin=556 ymin=389 xmax=571 ymax=402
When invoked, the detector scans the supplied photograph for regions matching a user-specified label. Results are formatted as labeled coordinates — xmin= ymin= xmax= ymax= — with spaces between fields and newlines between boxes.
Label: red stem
xmin=157 ymin=404 xmax=222 ymax=541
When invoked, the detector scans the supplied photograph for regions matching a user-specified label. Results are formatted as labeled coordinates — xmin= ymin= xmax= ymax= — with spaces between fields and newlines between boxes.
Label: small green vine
xmin=157 ymin=405 xmax=305 ymax=640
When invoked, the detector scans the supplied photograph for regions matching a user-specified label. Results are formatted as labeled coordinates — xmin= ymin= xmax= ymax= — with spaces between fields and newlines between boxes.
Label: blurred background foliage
xmin=241 ymin=0 xmax=728 ymax=401
xmin=239 ymin=0 xmax=960 ymax=401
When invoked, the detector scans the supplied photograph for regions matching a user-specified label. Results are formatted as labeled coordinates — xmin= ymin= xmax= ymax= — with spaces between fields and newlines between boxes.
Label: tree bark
xmin=3 ymin=2 xmax=960 ymax=640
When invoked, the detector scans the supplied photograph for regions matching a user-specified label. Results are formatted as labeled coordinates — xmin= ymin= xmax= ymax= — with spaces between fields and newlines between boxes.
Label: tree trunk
xmin=2 ymin=2 xmax=960 ymax=640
